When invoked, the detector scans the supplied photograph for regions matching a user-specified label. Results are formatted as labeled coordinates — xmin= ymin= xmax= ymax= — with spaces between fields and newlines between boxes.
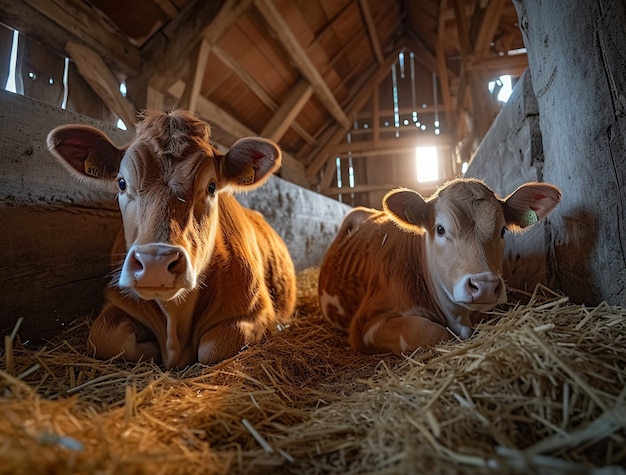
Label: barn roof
xmin=0 ymin=0 xmax=526 ymax=201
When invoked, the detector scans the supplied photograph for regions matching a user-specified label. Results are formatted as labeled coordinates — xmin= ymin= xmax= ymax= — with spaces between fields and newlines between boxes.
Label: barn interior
xmin=1 ymin=0 xmax=626 ymax=473
xmin=0 ymin=0 xmax=527 ymax=207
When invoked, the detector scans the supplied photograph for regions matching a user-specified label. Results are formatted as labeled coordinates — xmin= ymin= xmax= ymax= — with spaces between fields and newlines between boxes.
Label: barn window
xmin=488 ymin=74 xmax=513 ymax=103
xmin=416 ymin=146 xmax=439 ymax=183
xmin=4 ymin=29 xmax=19 ymax=93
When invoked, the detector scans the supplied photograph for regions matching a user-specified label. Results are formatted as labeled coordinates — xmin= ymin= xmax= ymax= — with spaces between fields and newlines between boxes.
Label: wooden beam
xmin=323 ymin=182 xmax=423 ymax=196
xmin=140 ymin=0 xmax=225 ymax=92
xmin=261 ymin=80 xmax=313 ymax=142
xmin=203 ymin=0 xmax=254 ymax=45
xmin=473 ymin=0 xmax=506 ymax=57
xmin=179 ymin=39 xmax=211 ymax=112
xmin=254 ymin=0 xmax=351 ymax=130
xmin=22 ymin=0 xmax=141 ymax=76
xmin=65 ymin=42 xmax=136 ymax=128
xmin=306 ymin=49 xmax=401 ymax=181
xmin=358 ymin=0 xmax=384 ymax=65
xmin=436 ymin=0 xmax=454 ymax=127
xmin=331 ymin=135 xmax=452 ymax=155
xmin=211 ymin=46 xmax=316 ymax=146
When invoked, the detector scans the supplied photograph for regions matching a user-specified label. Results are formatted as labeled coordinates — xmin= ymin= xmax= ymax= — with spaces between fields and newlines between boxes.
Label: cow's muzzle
xmin=453 ymin=272 xmax=506 ymax=309
xmin=119 ymin=243 xmax=193 ymax=300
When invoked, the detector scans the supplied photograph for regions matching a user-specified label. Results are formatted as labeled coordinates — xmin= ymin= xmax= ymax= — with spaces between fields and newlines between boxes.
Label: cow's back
xmin=238 ymin=200 xmax=296 ymax=324
xmin=318 ymin=207 xmax=428 ymax=332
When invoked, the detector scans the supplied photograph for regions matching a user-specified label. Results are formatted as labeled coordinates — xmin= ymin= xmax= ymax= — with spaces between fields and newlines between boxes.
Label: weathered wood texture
xmin=0 ymin=90 xmax=130 ymax=341
xmin=513 ymin=0 xmax=626 ymax=306
xmin=0 ymin=91 xmax=350 ymax=340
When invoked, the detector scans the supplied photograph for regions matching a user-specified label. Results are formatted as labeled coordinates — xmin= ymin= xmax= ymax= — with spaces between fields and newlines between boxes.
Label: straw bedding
xmin=1 ymin=268 xmax=625 ymax=474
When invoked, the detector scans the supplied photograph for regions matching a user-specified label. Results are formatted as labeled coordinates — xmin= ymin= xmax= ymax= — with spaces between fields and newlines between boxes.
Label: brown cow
xmin=318 ymin=178 xmax=561 ymax=355
xmin=47 ymin=110 xmax=296 ymax=369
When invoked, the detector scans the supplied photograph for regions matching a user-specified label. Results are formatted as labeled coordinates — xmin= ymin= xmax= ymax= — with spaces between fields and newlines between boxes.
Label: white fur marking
xmin=363 ymin=320 xmax=383 ymax=347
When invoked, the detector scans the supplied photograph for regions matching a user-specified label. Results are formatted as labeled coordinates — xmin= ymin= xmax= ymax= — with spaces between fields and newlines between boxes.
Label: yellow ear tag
xmin=238 ymin=164 xmax=256 ymax=185
xmin=84 ymin=151 xmax=105 ymax=178
xmin=521 ymin=209 xmax=538 ymax=227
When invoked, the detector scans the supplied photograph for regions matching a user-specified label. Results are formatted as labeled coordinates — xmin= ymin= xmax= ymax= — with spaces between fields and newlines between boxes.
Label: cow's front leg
xmin=88 ymin=305 xmax=161 ymax=363
xmin=198 ymin=317 xmax=268 ymax=365
xmin=350 ymin=310 xmax=451 ymax=355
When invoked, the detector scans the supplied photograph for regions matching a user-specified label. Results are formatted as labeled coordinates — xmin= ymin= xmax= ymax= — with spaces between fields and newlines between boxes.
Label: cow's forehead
xmin=122 ymin=113 xmax=216 ymax=189
xmin=434 ymin=181 xmax=504 ymax=239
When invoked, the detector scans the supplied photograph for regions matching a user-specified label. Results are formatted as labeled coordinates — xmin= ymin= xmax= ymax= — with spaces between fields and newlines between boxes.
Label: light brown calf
xmin=318 ymin=178 xmax=561 ymax=355
xmin=48 ymin=110 xmax=296 ymax=369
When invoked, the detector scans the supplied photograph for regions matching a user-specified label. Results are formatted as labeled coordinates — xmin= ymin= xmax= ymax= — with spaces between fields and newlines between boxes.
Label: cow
xmin=47 ymin=110 xmax=296 ymax=369
xmin=318 ymin=178 xmax=561 ymax=355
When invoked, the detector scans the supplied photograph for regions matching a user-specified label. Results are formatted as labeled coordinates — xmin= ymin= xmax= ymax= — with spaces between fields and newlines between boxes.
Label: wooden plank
xmin=331 ymin=134 xmax=452 ymax=155
xmin=358 ymin=0 xmax=384 ymax=65
xmin=141 ymin=0 xmax=225 ymax=90
xmin=65 ymin=42 xmax=137 ymax=128
xmin=261 ymin=79 xmax=313 ymax=141
xmin=0 ymin=90 xmax=132 ymax=340
xmin=254 ymin=0 xmax=351 ymax=130
xmin=23 ymin=0 xmax=141 ymax=76
xmin=179 ymin=39 xmax=211 ymax=112
xmin=473 ymin=0 xmax=506 ymax=57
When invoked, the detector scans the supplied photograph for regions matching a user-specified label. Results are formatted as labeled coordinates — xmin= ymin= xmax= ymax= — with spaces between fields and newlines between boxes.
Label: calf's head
xmin=47 ymin=110 xmax=282 ymax=301
xmin=384 ymin=179 xmax=561 ymax=313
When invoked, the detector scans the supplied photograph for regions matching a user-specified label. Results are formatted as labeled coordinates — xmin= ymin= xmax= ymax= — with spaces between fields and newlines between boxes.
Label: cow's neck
xmin=422 ymin=244 xmax=475 ymax=340
xmin=155 ymin=292 xmax=200 ymax=369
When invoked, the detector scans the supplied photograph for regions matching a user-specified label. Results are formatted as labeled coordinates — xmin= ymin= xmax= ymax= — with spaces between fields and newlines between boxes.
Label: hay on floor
xmin=1 ymin=268 xmax=625 ymax=474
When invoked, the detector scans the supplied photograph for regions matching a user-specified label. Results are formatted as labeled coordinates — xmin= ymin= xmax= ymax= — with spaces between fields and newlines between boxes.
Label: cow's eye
xmin=436 ymin=225 xmax=446 ymax=236
xmin=501 ymin=227 xmax=507 ymax=238
xmin=207 ymin=182 xmax=216 ymax=195
xmin=118 ymin=178 xmax=127 ymax=191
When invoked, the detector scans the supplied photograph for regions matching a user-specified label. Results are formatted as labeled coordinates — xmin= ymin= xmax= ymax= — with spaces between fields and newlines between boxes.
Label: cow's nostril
xmin=167 ymin=253 xmax=182 ymax=273
xmin=130 ymin=251 xmax=144 ymax=272
xmin=468 ymin=279 xmax=479 ymax=292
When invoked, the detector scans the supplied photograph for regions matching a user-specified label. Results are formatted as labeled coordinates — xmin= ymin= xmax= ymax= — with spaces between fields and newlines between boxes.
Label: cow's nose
xmin=127 ymin=244 xmax=185 ymax=288
xmin=467 ymin=274 xmax=502 ymax=303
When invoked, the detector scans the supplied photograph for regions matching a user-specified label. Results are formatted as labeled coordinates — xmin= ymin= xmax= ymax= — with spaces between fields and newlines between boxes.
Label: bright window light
xmin=488 ymin=74 xmax=513 ymax=103
xmin=416 ymin=146 xmax=439 ymax=183
xmin=4 ymin=29 xmax=19 ymax=93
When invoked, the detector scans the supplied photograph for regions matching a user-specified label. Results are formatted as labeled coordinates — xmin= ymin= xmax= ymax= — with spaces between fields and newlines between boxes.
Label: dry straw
xmin=1 ymin=268 xmax=625 ymax=474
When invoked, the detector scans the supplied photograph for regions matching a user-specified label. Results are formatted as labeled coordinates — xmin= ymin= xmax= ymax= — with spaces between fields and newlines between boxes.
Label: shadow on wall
xmin=550 ymin=208 xmax=601 ymax=305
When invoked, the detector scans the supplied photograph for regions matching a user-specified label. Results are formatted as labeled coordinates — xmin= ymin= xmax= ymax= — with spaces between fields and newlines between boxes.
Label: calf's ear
xmin=383 ymin=188 xmax=431 ymax=233
xmin=47 ymin=125 xmax=125 ymax=185
xmin=502 ymin=182 xmax=562 ymax=231
xmin=221 ymin=137 xmax=282 ymax=191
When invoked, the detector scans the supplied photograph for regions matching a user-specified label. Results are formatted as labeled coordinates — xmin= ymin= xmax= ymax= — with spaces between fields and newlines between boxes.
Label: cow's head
xmin=47 ymin=110 xmax=282 ymax=302
xmin=383 ymin=178 xmax=561 ymax=322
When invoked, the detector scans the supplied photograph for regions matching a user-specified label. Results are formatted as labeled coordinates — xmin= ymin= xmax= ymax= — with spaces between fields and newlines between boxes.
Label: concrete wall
xmin=513 ymin=0 xmax=626 ymax=306
xmin=0 ymin=90 xmax=350 ymax=340
xmin=469 ymin=1 xmax=626 ymax=307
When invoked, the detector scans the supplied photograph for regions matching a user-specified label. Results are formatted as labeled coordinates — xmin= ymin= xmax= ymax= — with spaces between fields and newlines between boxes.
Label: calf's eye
xmin=436 ymin=225 xmax=445 ymax=236
xmin=207 ymin=182 xmax=216 ymax=195
xmin=118 ymin=178 xmax=127 ymax=191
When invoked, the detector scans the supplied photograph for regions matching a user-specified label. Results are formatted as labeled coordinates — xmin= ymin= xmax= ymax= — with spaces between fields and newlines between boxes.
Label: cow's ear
xmin=221 ymin=137 xmax=282 ymax=191
xmin=47 ymin=125 xmax=124 ymax=184
xmin=502 ymin=182 xmax=562 ymax=231
xmin=383 ymin=188 xmax=431 ymax=232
